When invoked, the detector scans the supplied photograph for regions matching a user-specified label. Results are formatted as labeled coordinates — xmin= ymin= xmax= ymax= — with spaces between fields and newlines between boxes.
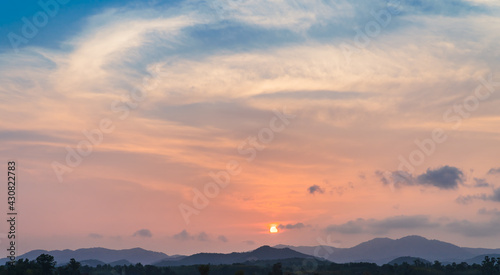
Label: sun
xmin=269 ymin=225 xmax=278 ymax=233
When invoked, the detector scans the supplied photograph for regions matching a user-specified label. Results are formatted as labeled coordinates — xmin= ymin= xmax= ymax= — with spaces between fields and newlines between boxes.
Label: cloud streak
xmin=326 ymin=216 xmax=439 ymax=234
xmin=133 ymin=229 xmax=152 ymax=238
xmin=456 ymin=188 xmax=500 ymax=204
xmin=278 ymin=223 xmax=306 ymax=230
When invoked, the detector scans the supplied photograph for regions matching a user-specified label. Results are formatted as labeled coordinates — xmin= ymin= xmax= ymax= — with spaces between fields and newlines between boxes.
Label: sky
xmin=1 ymin=0 xmax=500 ymax=256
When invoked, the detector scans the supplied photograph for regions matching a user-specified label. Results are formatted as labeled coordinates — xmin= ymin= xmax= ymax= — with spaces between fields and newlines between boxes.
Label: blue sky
xmin=0 ymin=0 xmax=491 ymax=53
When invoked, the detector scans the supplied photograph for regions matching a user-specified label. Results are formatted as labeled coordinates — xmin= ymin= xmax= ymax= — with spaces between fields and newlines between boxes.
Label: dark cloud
xmin=473 ymin=178 xmax=490 ymax=188
xmin=133 ymin=229 xmax=152 ymax=238
xmin=488 ymin=168 xmax=500 ymax=175
xmin=218 ymin=235 xmax=228 ymax=242
xmin=308 ymin=185 xmax=324 ymax=194
xmin=88 ymin=233 xmax=103 ymax=239
xmin=378 ymin=166 xmax=464 ymax=190
xmin=244 ymin=240 xmax=255 ymax=245
xmin=416 ymin=166 xmax=464 ymax=189
xmin=278 ymin=223 xmax=305 ymax=230
xmin=326 ymin=215 xmax=438 ymax=234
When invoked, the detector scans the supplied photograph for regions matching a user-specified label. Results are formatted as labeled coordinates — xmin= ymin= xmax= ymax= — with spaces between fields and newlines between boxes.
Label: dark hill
xmin=0 ymin=247 xmax=170 ymax=265
xmin=155 ymin=245 xmax=314 ymax=266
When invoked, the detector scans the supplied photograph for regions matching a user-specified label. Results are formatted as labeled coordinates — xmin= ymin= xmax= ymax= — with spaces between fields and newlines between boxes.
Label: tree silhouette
xmin=432 ymin=260 xmax=443 ymax=271
xmin=481 ymin=256 xmax=499 ymax=275
xmin=67 ymin=258 xmax=81 ymax=275
xmin=271 ymin=262 xmax=283 ymax=275
xmin=198 ymin=264 xmax=210 ymax=275
xmin=36 ymin=254 xmax=56 ymax=274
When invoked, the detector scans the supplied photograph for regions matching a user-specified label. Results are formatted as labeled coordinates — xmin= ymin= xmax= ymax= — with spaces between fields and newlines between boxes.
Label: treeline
xmin=1 ymin=254 xmax=500 ymax=275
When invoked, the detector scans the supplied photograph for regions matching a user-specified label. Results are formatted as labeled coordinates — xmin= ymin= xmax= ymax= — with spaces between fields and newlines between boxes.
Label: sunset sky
xmin=1 ymin=0 xmax=500 ymax=256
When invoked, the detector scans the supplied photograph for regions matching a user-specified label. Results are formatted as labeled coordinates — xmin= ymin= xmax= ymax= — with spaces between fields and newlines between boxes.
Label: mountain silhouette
xmin=4 ymin=236 xmax=500 ymax=266
xmin=155 ymin=245 xmax=314 ymax=266
xmin=0 ymin=247 xmax=172 ymax=266
xmin=279 ymin=235 xmax=477 ymax=264
xmin=273 ymin=244 xmax=341 ymax=256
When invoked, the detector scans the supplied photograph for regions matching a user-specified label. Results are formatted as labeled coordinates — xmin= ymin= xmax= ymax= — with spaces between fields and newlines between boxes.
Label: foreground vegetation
xmin=1 ymin=254 xmax=500 ymax=275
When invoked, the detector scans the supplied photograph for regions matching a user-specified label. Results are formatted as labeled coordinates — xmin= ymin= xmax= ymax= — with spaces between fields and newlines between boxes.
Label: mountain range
xmin=275 ymin=235 xmax=500 ymax=265
xmin=0 ymin=247 xmax=181 ymax=266
xmin=3 ymin=235 xmax=500 ymax=266
xmin=155 ymin=245 xmax=312 ymax=266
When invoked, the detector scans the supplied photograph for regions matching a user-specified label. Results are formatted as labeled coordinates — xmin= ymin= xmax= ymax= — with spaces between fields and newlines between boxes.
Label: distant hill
xmin=273 ymin=244 xmax=340 ymax=259
xmin=155 ymin=245 xmax=315 ymax=266
xmin=108 ymin=259 xmax=133 ymax=266
xmin=79 ymin=259 xmax=106 ymax=267
xmin=281 ymin=236 xmax=477 ymax=264
xmin=0 ymin=247 xmax=173 ymax=265
xmin=332 ymin=236 xmax=473 ymax=264
xmin=387 ymin=256 xmax=431 ymax=265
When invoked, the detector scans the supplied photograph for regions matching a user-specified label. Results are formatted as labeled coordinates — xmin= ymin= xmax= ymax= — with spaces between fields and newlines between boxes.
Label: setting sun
xmin=270 ymin=225 xmax=278 ymax=233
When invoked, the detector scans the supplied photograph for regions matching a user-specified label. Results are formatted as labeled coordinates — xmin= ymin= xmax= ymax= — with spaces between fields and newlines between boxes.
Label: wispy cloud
xmin=218 ymin=235 xmax=228 ymax=242
xmin=473 ymin=177 xmax=490 ymax=187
